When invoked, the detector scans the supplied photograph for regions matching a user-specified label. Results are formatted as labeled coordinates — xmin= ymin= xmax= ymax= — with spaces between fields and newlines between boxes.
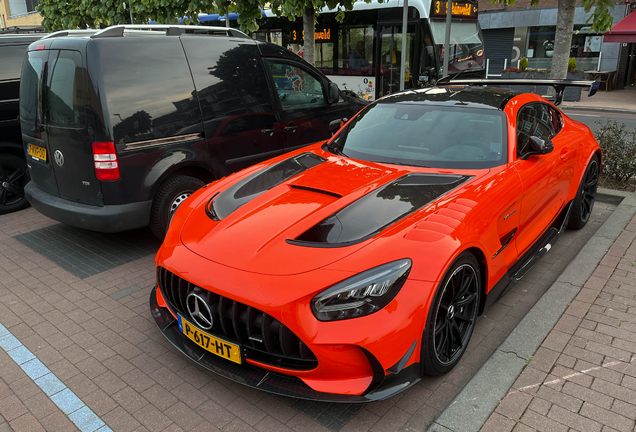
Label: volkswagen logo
xmin=186 ymin=292 xmax=214 ymax=330
xmin=54 ymin=150 xmax=64 ymax=167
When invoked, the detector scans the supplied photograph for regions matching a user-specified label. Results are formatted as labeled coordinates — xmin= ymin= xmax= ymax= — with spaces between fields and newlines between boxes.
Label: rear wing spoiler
xmin=437 ymin=78 xmax=601 ymax=106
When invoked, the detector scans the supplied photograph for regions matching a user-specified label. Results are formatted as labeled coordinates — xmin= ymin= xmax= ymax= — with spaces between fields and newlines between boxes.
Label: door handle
xmin=560 ymin=149 xmax=568 ymax=161
xmin=284 ymin=124 xmax=298 ymax=133
xmin=261 ymin=128 xmax=276 ymax=136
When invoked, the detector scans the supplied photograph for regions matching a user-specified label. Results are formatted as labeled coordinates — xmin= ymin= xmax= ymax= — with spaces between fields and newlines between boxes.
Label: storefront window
xmin=527 ymin=25 xmax=602 ymax=70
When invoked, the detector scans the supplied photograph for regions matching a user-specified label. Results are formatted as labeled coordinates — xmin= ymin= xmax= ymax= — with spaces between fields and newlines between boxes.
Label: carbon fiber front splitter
xmin=150 ymin=286 xmax=421 ymax=402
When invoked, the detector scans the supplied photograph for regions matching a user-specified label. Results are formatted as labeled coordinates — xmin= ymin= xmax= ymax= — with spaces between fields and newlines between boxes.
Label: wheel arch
xmin=149 ymin=164 xmax=216 ymax=202
xmin=0 ymin=145 xmax=28 ymax=160
xmin=463 ymin=247 xmax=489 ymax=315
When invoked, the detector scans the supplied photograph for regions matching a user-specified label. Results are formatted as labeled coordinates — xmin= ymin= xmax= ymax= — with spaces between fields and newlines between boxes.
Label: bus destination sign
xmin=431 ymin=0 xmax=478 ymax=19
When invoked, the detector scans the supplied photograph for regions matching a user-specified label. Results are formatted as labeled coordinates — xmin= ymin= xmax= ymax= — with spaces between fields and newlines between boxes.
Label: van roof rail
xmin=91 ymin=24 xmax=248 ymax=39
xmin=41 ymin=30 xmax=99 ymax=39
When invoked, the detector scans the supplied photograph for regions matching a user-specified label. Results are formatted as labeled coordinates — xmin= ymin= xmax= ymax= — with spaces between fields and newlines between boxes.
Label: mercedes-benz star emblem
xmin=54 ymin=150 xmax=64 ymax=167
xmin=186 ymin=293 xmax=214 ymax=330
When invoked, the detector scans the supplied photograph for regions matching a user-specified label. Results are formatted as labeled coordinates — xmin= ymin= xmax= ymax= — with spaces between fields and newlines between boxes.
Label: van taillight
xmin=92 ymin=142 xmax=119 ymax=181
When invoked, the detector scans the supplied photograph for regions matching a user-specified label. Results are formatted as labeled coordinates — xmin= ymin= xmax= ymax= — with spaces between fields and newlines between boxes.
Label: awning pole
xmin=226 ymin=6 xmax=230 ymax=27
xmin=400 ymin=0 xmax=408 ymax=91
xmin=443 ymin=0 xmax=452 ymax=77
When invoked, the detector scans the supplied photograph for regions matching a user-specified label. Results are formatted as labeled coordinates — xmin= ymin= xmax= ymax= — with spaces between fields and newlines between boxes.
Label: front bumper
xmin=150 ymin=286 xmax=421 ymax=402
xmin=25 ymin=182 xmax=151 ymax=233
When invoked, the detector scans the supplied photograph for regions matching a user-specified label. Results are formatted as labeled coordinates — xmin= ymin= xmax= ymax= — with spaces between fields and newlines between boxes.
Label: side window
xmin=265 ymin=60 xmax=327 ymax=110
xmin=548 ymin=106 xmax=563 ymax=136
xmin=516 ymin=103 xmax=553 ymax=159
xmin=93 ymin=38 xmax=201 ymax=144
xmin=0 ymin=45 xmax=28 ymax=81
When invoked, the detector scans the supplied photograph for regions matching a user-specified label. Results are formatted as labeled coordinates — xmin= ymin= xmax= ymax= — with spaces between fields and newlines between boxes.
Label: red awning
xmin=604 ymin=11 xmax=636 ymax=43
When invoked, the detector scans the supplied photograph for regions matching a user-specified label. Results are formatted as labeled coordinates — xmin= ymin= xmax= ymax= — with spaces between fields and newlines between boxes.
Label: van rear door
xmin=22 ymin=49 xmax=103 ymax=205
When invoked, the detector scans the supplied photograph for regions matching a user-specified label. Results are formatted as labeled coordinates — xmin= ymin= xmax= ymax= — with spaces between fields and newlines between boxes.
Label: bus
xmin=199 ymin=0 xmax=485 ymax=100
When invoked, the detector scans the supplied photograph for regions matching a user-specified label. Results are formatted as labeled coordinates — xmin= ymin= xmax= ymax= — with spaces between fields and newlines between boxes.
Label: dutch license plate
xmin=177 ymin=314 xmax=242 ymax=364
xmin=27 ymin=143 xmax=47 ymax=161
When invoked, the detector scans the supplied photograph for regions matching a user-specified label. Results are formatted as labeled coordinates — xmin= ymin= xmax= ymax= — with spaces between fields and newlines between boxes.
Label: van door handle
xmin=284 ymin=123 xmax=298 ymax=133
xmin=261 ymin=128 xmax=276 ymax=136
xmin=560 ymin=149 xmax=568 ymax=161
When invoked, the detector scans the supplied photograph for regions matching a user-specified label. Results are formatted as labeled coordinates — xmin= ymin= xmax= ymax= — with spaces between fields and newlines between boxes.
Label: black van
xmin=0 ymin=28 xmax=45 ymax=214
xmin=21 ymin=25 xmax=366 ymax=238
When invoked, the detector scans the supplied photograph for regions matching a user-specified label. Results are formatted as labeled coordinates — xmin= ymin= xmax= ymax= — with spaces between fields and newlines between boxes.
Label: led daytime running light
xmin=311 ymin=259 xmax=412 ymax=321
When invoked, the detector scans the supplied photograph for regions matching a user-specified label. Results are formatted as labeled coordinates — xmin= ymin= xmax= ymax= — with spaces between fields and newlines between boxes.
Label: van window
xmin=180 ymin=38 xmax=275 ymax=124
xmin=20 ymin=51 xmax=46 ymax=124
xmin=0 ymin=45 xmax=28 ymax=81
xmin=265 ymin=60 xmax=327 ymax=110
xmin=90 ymin=38 xmax=201 ymax=144
xmin=46 ymin=50 xmax=86 ymax=128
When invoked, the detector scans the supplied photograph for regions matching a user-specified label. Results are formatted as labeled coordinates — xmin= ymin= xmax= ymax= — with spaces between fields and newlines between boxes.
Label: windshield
xmin=331 ymin=103 xmax=507 ymax=169
xmin=430 ymin=21 xmax=484 ymax=72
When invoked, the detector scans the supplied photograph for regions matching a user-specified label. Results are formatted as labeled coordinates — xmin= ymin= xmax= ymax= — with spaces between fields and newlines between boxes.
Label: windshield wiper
xmin=321 ymin=143 xmax=347 ymax=157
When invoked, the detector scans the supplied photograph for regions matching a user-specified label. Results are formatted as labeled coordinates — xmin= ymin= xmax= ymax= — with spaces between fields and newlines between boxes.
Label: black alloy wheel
xmin=0 ymin=154 xmax=30 ymax=215
xmin=421 ymin=253 xmax=480 ymax=376
xmin=568 ymin=155 xmax=599 ymax=230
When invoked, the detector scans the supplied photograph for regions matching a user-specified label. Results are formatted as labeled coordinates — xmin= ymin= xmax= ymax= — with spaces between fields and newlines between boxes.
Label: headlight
xmin=311 ymin=259 xmax=412 ymax=321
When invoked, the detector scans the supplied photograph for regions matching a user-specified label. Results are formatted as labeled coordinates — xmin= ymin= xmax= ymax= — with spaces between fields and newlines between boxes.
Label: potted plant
xmin=543 ymin=40 xmax=554 ymax=58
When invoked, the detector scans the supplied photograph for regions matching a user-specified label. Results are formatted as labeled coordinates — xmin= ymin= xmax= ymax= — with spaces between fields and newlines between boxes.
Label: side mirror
xmin=328 ymin=117 xmax=347 ymax=134
xmin=327 ymin=82 xmax=339 ymax=104
xmin=528 ymin=136 xmax=554 ymax=156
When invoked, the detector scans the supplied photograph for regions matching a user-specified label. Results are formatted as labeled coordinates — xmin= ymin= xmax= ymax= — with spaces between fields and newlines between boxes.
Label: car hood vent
xmin=207 ymin=153 xmax=326 ymax=221
xmin=289 ymin=173 xmax=473 ymax=247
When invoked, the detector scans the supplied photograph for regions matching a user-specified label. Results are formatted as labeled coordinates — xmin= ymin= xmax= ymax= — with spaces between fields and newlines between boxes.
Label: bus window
xmin=337 ymin=25 xmax=374 ymax=76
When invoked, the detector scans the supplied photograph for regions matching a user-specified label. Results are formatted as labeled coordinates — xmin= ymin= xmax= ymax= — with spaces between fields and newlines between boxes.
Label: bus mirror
xmin=327 ymin=82 xmax=339 ymax=104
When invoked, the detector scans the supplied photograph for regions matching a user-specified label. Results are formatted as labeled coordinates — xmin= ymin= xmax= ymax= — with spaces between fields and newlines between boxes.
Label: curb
xmin=428 ymin=188 xmax=636 ymax=432
xmin=561 ymin=105 xmax=636 ymax=115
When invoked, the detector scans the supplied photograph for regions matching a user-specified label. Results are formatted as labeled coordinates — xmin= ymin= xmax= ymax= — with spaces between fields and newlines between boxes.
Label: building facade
xmin=0 ymin=0 xmax=42 ymax=28
xmin=478 ymin=0 xmax=635 ymax=88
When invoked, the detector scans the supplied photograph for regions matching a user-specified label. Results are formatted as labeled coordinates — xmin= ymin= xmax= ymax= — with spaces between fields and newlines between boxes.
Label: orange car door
xmin=512 ymin=102 xmax=565 ymax=256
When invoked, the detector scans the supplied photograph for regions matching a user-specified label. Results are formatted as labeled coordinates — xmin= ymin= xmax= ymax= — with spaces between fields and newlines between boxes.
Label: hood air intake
xmin=207 ymin=153 xmax=326 ymax=221
xmin=289 ymin=173 xmax=472 ymax=247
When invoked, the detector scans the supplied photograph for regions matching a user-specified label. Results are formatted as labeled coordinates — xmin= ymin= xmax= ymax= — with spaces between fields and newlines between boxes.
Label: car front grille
xmin=157 ymin=266 xmax=318 ymax=370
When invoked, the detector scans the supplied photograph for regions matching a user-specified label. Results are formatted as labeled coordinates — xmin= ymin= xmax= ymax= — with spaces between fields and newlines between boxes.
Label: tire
xmin=0 ymin=154 xmax=30 ymax=215
xmin=567 ymin=155 xmax=599 ymax=230
xmin=149 ymin=175 xmax=204 ymax=240
xmin=421 ymin=252 xmax=481 ymax=377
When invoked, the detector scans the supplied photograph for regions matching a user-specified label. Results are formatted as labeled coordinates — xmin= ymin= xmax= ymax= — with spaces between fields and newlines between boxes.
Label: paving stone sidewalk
xmin=481 ymin=212 xmax=636 ymax=432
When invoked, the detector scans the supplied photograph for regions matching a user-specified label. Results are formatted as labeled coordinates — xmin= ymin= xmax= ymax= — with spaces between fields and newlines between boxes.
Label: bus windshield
xmin=429 ymin=21 xmax=484 ymax=73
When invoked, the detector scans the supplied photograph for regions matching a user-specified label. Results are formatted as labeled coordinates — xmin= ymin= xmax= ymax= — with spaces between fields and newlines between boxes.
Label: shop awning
xmin=604 ymin=11 xmax=636 ymax=43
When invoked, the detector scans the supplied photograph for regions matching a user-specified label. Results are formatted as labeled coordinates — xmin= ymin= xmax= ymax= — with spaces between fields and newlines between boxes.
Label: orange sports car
xmin=150 ymin=81 xmax=601 ymax=401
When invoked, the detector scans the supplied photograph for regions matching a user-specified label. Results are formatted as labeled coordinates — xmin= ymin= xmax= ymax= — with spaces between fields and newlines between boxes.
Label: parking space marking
xmin=0 ymin=322 xmax=113 ymax=432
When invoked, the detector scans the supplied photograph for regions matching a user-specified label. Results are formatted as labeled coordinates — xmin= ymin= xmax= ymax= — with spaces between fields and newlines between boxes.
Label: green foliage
xmin=594 ymin=120 xmax=636 ymax=183
xmin=490 ymin=0 xmax=615 ymax=33
xmin=519 ymin=57 xmax=528 ymax=70
xmin=568 ymin=57 xmax=577 ymax=71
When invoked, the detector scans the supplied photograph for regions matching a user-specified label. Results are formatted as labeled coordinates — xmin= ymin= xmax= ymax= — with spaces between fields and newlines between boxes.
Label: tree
xmin=37 ymin=0 xmax=264 ymax=32
xmin=493 ymin=0 xmax=615 ymax=79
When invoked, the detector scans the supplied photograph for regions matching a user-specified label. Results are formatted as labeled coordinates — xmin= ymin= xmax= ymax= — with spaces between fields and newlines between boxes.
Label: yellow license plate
xmin=27 ymin=143 xmax=47 ymax=161
xmin=177 ymin=314 xmax=242 ymax=364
